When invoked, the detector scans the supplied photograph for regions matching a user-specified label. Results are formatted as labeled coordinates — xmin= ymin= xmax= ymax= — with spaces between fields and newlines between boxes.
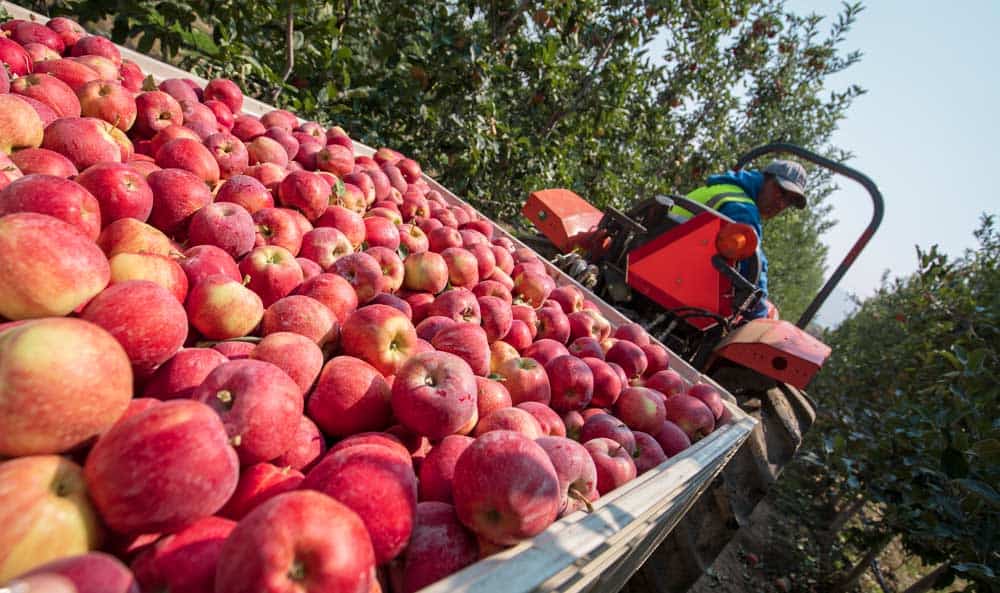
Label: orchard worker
xmin=679 ymin=160 xmax=808 ymax=320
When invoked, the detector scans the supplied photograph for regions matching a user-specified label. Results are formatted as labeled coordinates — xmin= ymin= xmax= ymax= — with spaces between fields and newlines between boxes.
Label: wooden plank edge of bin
xmin=0 ymin=4 xmax=759 ymax=591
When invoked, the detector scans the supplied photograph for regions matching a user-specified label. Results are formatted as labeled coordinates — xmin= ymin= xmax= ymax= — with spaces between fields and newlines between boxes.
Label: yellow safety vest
xmin=674 ymin=183 xmax=756 ymax=219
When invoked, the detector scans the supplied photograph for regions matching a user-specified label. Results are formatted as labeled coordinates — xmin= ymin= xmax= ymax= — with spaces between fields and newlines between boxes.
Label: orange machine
xmin=521 ymin=143 xmax=883 ymax=388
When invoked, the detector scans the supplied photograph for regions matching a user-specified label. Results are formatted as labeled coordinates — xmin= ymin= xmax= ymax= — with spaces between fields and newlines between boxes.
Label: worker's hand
xmin=765 ymin=300 xmax=780 ymax=320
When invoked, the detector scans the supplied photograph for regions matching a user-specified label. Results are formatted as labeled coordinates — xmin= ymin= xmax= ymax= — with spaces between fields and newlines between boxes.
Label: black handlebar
xmin=735 ymin=143 xmax=884 ymax=330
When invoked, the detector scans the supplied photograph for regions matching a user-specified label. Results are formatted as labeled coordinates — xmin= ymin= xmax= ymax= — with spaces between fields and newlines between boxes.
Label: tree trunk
xmin=899 ymin=563 xmax=950 ymax=593
xmin=829 ymin=536 xmax=891 ymax=593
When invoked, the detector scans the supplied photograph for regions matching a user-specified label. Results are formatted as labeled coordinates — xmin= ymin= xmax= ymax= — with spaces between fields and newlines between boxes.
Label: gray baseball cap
xmin=763 ymin=160 xmax=807 ymax=209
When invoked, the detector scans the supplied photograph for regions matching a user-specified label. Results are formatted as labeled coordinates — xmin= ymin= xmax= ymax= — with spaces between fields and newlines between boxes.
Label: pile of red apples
xmin=0 ymin=14 xmax=729 ymax=593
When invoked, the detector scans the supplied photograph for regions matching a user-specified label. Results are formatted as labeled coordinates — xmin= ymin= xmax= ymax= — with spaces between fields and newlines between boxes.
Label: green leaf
xmin=955 ymin=479 xmax=1000 ymax=507
xmin=952 ymin=563 xmax=998 ymax=582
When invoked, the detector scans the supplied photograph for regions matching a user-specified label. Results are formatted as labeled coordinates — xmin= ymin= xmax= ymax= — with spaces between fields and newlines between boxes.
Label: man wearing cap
xmin=679 ymin=160 xmax=808 ymax=320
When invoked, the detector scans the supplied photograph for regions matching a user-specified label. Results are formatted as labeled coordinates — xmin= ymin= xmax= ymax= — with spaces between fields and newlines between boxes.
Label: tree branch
xmin=272 ymin=0 xmax=295 ymax=103
xmin=336 ymin=0 xmax=352 ymax=33
xmin=493 ymin=0 xmax=532 ymax=44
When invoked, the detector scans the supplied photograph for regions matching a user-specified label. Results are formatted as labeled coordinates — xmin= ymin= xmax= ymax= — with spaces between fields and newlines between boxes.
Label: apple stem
xmin=243 ymin=274 xmax=252 ymax=286
xmin=216 ymin=390 xmax=234 ymax=409
xmin=230 ymin=434 xmax=242 ymax=447
xmin=568 ymin=487 xmax=594 ymax=513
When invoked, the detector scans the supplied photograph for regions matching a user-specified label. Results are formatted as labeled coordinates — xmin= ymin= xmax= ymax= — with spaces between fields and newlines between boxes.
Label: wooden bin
xmin=1 ymin=4 xmax=758 ymax=591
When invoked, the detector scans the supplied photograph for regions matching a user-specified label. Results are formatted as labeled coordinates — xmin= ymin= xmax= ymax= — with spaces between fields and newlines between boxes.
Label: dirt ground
xmin=687 ymin=498 xmax=812 ymax=593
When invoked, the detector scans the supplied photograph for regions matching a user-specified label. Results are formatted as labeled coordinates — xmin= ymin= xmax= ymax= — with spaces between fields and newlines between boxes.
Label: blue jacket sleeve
xmin=717 ymin=202 xmax=769 ymax=319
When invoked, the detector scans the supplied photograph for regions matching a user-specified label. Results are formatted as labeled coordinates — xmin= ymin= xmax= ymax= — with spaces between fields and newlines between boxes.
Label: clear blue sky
xmin=789 ymin=0 xmax=999 ymax=322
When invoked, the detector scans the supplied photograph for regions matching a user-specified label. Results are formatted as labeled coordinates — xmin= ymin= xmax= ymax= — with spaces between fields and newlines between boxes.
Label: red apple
xmin=516 ymin=401 xmax=566 ymax=437
xmin=316 ymin=144 xmax=354 ymax=177
xmin=186 ymin=275 xmax=264 ymax=340
xmin=474 ymin=406 xmax=543 ymax=439
xmin=399 ymin=502 xmax=478 ymax=593
xmin=214 ymin=490 xmax=375 ymax=593
xmin=473 ymin=279 xmax=512 ymax=304
xmin=186 ymin=202 xmax=255 ymax=258
xmin=95 ymin=219 xmax=169 ymax=259
xmin=583 ymin=437 xmax=637 ymax=495
xmin=42 ymin=117 xmax=124 ymax=170
xmin=251 ymin=331 xmax=324 ymax=395
xmin=118 ymin=59 xmax=144 ymax=92
xmin=9 ymin=148 xmax=77 ymax=178
xmin=302 ymin=444 xmax=417 ymax=565
xmin=84 ymin=399 xmax=239 ymax=533
xmin=391 ymin=350 xmax=477 ymax=440
xmin=365 ymin=245 xmax=405 ymax=293
xmin=81 ymin=280 xmax=188 ymax=374
xmin=156 ymin=138 xmax=220 ymax=185
xmin=535 ymin=436 xmax=599 ymax=515
xmin=475 ymin=376 xmax=512 ymax=419
xmin=614 ymin=386 xmax=667 ymax=434
xmin=216 ymin=175 xmax=273 ymax=214
xmin=292 ymin=272 xmax=358 ymax=323
xmin=273 ymin=414 xmax=327 ymax=472
xmin=545 ymin=355 xmax=595 ymax=413
xmin=653 ymin=419 xmax=691 ymax=457
xmin=12 ymin=74 xmax=80 ymax=118
xmin=427 ymin=288 xmax=481 ymax=324
xmin=664 ymin=394 xmax=716 ymax=440
xmin=146 ymin=168 xmax=214 ymax=238
xmin=178 ymin=244 xmax=241 ymax=286
xmin=687 ymin=383 xmax=726 ymax=421
xmin=0 ymin=37 xmax=33 ymax=77
xmin=193 ymin=359 xmax=303 ymax=465
xmin=238 ymin=245 xmax=304 ymax=307
xmin=131 ymin=516 xmax=235 ymax=593
xmin=567 ymin=309 xmax=613 ymax=342
xmin=418 ymin=436 xmax=475 ymax=504
xmin=16 ymin=553 xmax=137 ymax=593
xmin=0 ymin=174 xmax=101 ymax=240
xmin=134 ymin=91 xmax=183 ymax=137
xmin=142 ymin=347 xmax=228 ymax=400
xmin=440 ymin=247 xmax=479 ymax=288
xmin=316 ymin=205 xmax=366 ymax=248
xmin=452 ymin=430 xmax=561 ymax=545
xmin=579 ymin=413 xmax=637 ymax=455
xmin=403 ymin=251 xmax=449 ymax=294
xmin=332 ymin=251 xmax=383 ymax=303
xmin=0 ymin=213 xmax=109 ymax=320
xmin=477 ymin=295 xmax=512 ymax=343
xmin=0 ymin=456 xmax=103 ymax=581
xmin=340 ymin=304 xmax=418 ymax=376
xmin=77 ymin=80 xmax=137 ymax=131
xmin=431 ymin=322 xmax=490 ymax=376
xmin=76 ymin=162 xmax=154 ymax=223
xmin=613 ymin=322 xmax=650 ymax=346
xmin=583 ymin=357 xmax=623 ymax=408
xmin=569 ymin=336 xmax=604 ymax=359
xmin=253 ymin=207 xmax=304 ymax=255
xmin=644 ymin=370 xmax=687 ymax=398
xmin=363 ymin=215 xmax=401 ymax=250
xmin=605 ymin=339 xmax=648 ymax=380
xmin=633 ymin=431 xmax=668 ymax=474
xmin=262 ymin=295 xmax=338 ymax=348
xmin=521 ymin=338 xmax=570 ymax=367
xmin=496 ymin=356 xmax=551 ymax=405
xmin=277 ymin=170 xmax=330 ymax=221
xmin=108 ymin=252 xmax=187 ymax=302
xmin=71 ymin=35 xmax=122 ymax=65
xmin=247 ymin=135 xmax=289 ymax=168
xmin=218 ymin=463 xmax=304 ymax=521
xmin=203 ymin=78 xmax=243 ymax=114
